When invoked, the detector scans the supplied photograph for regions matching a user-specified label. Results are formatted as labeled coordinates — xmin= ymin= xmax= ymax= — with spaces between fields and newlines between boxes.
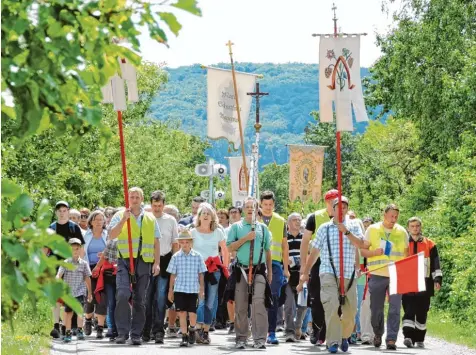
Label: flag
xmin=389 ymin=252 xmax=426 ymax=295
xmin=288 ymin=145 xmax=325 ymax=203
xmin=101 ymin=58 xmax=139 ymax=110
xmin=207 ymin=67 xmax=257 ymax=150
xmin=319 ymin=36 xmax=368 ymax=131
xmin=228 ymin=156 xmax=251 ymax=208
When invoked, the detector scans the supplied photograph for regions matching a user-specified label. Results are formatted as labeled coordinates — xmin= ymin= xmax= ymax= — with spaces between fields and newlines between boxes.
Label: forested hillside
xmin=149 ymin=63 xmax=371 ymax=166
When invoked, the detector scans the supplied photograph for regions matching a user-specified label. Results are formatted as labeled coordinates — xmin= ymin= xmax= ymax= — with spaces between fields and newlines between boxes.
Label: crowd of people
xmin=48 ymin=187 xmax=442 ymax=353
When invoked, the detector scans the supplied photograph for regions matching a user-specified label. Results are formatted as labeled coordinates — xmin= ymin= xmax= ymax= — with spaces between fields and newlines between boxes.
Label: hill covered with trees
xmin=149 ymin=63 xmax=371 ymax=167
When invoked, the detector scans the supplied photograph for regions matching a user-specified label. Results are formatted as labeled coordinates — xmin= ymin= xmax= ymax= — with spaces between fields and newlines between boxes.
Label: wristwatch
xmin=344 ymin=230 xmax=351 ymax=236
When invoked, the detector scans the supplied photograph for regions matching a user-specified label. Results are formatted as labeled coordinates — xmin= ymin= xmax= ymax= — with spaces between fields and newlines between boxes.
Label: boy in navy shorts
xmin=167 ymin=230 xmax=206 ymax=347
xmin=56 ymin=238 xmax=93 ymax=342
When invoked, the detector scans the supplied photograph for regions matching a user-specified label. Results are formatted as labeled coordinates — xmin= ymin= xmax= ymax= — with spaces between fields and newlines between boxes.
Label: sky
xmin=139 ymin=0 xmax=401 ymax=68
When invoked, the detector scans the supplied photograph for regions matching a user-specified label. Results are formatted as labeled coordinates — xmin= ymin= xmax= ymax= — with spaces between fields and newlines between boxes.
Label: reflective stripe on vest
xmin=367 ymin=222 xmax=407 ymax=272
xmin=268 ymin=212 xmax=285 ymax=262
xmin=117 ymin=211 xmax=156 ymax=263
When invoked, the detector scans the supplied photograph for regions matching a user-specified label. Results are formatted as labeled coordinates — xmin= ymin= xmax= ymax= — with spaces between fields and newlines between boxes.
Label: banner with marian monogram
xmin=318 ymin=36 xmax=368 ymax=131
xmin=288 ymin=145 xmax=325 ymax=203
xmin=206 ymin=67 xmax=257 ymax=150
xmin=228 ymin=156 xmax=251 ymax=208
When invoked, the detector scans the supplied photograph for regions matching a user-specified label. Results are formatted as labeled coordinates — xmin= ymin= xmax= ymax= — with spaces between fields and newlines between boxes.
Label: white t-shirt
xmin=191 ymin=228 xmax=226 ymax=260
xmin=156 ymin=213 xmax=179 ymax=256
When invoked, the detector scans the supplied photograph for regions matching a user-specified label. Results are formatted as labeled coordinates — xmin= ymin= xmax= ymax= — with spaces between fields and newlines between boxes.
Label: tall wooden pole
xmin=332 ymin=2 xmax=346 ymax=303
xmin=226 ymin=40 xmax=249 ymax=193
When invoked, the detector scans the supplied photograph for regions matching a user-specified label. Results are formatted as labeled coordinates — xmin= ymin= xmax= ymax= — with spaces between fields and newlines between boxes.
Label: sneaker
xmin=215 ymin=322 xmax=225 ymax=330
xmin=96 ymin=326 xmax=104 ymax=339
xmin=72 ymin=328 xmax=78 ymax=336
xmin=361 ymin=335 xmax=372 ymax=345
xmin=63 ymin=331 xmax=72 ymax=343
xmin=180 ymin=334 xmax=189 ymax=347
xmin=310 ymin=329 xmax=318 ymax=345
xmin=317 ymin=340 xmax=325 ymax=346
xmin=253 ymin=341 xmax=266 ymax=349
xmin=195 ymin=329 xmax=204 ymax=344
xmin=350 ymin=333 xmax=357 ymax=344
xmin=416 ymin=342 xmax=425 ymax=348
xmin=115 ymin=335 xmax=128 ymax=344
xmin=155 ymin=332 xmax=165 ymax=344
xmin=340 ymin=338 xmax=349 ymax=352
xmin=109 ymin=332 xmax=118 ymax=342
xmin=285 ymin=332 xmax=296 ymax=342
xmin=373 ymin=335 xmax=382 ymax=348
xmin=177 ymin=328 xmax=182 ymax=335
xmin=300 ymin=333 xmax=308 ymax=340
xmin=235 ymin=341 xmax=246 ymax=349
xmin=266 ymin=332 xmax=279 ymax=345
xmin=131 ymin=336 xmax=142 ymax=345
xmin=202 ymin=331 xmax=210 ymax=344
xmin=106 ymin=329 xmax=113 ymax=338
xmin=77 ymin=329 xmax=85 ymax=340
xmin=328 ymin=343 xmax=339 ymax=353
xmin=84 ymin=318 xmax=93 ymax=336
xmin=142 ymin=331 xmax=151 ymax=342
xmin=188 ymin=327 xmax=196 ymax=345
xmin=227 ymin=323 xmax=235 ymax=334
xmin=276 ymin=325 xmax=284 ymax=332
xmin=386 ymin=340 xmax=397 ymax=350
xmin=167 ymin=327 xmax=178 ymax=338
xmin=50 ymin=323 xmax=61 ymax=339
xmin=209 ymin=324 xmax=216 ymax=332
xmin=404 ymin=338 xmax=414 ymax=348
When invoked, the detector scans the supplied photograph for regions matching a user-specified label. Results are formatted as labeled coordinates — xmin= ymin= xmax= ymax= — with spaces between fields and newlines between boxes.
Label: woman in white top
xmin=191 ymin=203 xmax=229 ymax=344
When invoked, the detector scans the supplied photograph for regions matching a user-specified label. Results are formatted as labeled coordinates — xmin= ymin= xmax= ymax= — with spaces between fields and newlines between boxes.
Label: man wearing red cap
xmin=299 ymin=189 xmax=339 ymax=345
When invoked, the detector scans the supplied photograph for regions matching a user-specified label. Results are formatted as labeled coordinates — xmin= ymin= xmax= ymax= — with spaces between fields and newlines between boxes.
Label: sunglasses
xmin=80 ymin=214 xmax=89 ymax=219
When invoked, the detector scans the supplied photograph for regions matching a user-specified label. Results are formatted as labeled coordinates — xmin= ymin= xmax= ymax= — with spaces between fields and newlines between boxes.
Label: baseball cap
xmin=68 ymin=238 xmax=82 ymax=246
xmin=324 ymin=189 xmax=339 ymax=201
xmin=332 ymin=196 xmax=349 ymax=207
xmin=55 ymin=200 xmax=70 ymax=210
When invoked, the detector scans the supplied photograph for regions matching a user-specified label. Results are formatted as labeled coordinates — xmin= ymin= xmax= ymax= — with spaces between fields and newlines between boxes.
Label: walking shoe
xmin=416 ymin=342 xmax=425 ymax=348
xmin=96 ymin=326 xmax=104 ymax=339
xmin=266 ymin=332 xmax=279 ymax=344
xmin=167 ymin=327 xmax=178 ymax=338
xmin=115 ymin=335 xmax=128 ymax=344
xmin=76 ymin=328 xmax=85 ymax=340
xmin=285 ymin=332 xmax=296 ymax=342
xmin=317 ymin=340 xmax=325 ymax=346
xmin=202 ymin=331 xmax=211 ymax=344
xmin=373 ymin=335 xmax=382 ymax=347
xmin=310 ymin=329 xmax=318 ymax=345
xmin=50 ymin=323 xmax=61 ymax=339
xmin=84 ymin=318 xmax=93 ymax=336
xmin=131 ymin=336 xmax=142 ymax=345
xmin=361 ymin=335 xmax=372 ymax=345
xmin=328 ymin=343 xmax=339 ymax=353
xmin=227 ymin=322 xmax=235 ymax=334
xmin=195 ymin=329 xmax=204 ymax=343
xmin=106 ymin=328 xmax=113 ymax=338
xmin=63 ymin=330 xmax=72 ymax=343
xmin=215 ymin=322 xmax=225 ymax=330
xmin=340 ymin=338 xmax=349 ymax=352
xmin=235 ymin=341 xmax=246 ymax=349
xmin=155 ymin=331 xmax=165 ymax=344
xmin=386 ymin=340 xmax=397 ymax=350
xmin=276 ymin=325 xmax=284 ymax=332
xmin=141 ymin=331 xmax=151 ymax=342
xmin=72 ymin=328 xmax=78 ymax=336
xmin=61 ymin=325 xmax=66 ymax=339
xmin=180 ymin=334 xmax=189 ymax=347
xmin=300 ymin=333 xmax=308 ymax=340
xmin=253 ymin=341 xmax=266 ymax=349
xmin=404 ymin=338 xmax=414 ymax=348
xmin=109 ymin=332 xmax=118 ymax=342
xmin=350 ymin=333 xmax=357 ymax=344
xmin=209 ymin=323 xmax=216 ymax=332
xmin=188 ymin=327 xmax=196 ymax=345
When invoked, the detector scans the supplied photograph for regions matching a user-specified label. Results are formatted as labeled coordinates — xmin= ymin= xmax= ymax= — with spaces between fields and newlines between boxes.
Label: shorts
xmin=64 ymin=295 xmax=85 ymax=313
xmin=174 ymin=292 xmax=198 ymax=313
xmin=84 ymin=274 xmax=107 ymax=315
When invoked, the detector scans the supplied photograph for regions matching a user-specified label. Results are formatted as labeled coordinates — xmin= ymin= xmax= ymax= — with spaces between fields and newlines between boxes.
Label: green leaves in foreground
xmin=1 ymin=179 xmax=82 ymax=323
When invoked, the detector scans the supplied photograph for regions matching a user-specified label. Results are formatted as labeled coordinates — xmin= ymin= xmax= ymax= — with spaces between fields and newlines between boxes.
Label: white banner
xmin=207 ymin=68 xmax=256 ymax=150
xmin=228 ymin=156 xmax=251 ymax=208
xmin=319 ymin=36 xmax=368 ymax=131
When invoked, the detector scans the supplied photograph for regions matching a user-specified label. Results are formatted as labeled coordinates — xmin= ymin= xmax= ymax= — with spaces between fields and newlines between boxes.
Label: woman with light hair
xmin=191 ymin=203 xmax=229 ymax=344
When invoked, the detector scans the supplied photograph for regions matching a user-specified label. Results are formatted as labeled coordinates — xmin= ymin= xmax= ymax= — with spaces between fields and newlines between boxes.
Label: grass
xmin=426 ymin=307 xmax=476 ymax=349
xmin=1 ymin=299 xmax=52 ymax=355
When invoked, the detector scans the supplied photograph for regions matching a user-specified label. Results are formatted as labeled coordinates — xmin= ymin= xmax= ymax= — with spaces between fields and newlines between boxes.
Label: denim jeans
xmin=104 ymin=281 xmax=117 ymax=333
xmin=155 ymin=275 xmax=169 ymax=333
xmin=267 ymin=261 xmax=284 ymax=333
xmin=355 ymin=284 xmax=365 ymax=334
xmin=301 ymin=307 xmax=311 ymax=333
xmin=197 ymin=271 xmax=221 ymax=325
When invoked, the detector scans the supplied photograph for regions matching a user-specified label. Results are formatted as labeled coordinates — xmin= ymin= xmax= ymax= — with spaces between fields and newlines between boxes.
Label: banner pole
xmin=226 ymin=40 xmax=249 ymax=193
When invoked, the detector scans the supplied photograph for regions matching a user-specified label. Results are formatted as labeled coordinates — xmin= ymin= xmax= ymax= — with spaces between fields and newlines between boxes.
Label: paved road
xmin=51 ymin=328 xmax=475 ymax=355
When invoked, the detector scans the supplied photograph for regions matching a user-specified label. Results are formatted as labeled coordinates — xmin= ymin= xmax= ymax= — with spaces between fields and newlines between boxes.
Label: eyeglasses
xmin=230 ymin=210 xmax=240 ymax=214
xmin=80 ymin=215 xmax=89 ymax=219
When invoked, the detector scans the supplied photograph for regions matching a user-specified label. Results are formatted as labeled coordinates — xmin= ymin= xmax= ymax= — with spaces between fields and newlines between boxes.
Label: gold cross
xmin=226 ymin=40 xmax=234 ymax=55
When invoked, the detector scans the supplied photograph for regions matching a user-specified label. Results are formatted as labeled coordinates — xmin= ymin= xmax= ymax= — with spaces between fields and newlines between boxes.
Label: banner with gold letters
xmin=288 ymin=145 xmax=325 ymax=203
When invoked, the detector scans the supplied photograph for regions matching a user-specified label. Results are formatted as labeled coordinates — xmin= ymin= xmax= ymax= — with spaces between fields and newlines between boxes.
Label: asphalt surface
xmin=50 ymin=327 xmax=476 ymax=355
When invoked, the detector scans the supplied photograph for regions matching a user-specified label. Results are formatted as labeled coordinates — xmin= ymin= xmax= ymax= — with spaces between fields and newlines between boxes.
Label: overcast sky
xmin=138 ymin=0 xmax=400 ymax=68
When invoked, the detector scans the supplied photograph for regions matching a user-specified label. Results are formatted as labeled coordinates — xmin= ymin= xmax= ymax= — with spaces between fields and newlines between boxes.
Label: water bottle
xmin=298 ymin=282 xmax=308 ymax=307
